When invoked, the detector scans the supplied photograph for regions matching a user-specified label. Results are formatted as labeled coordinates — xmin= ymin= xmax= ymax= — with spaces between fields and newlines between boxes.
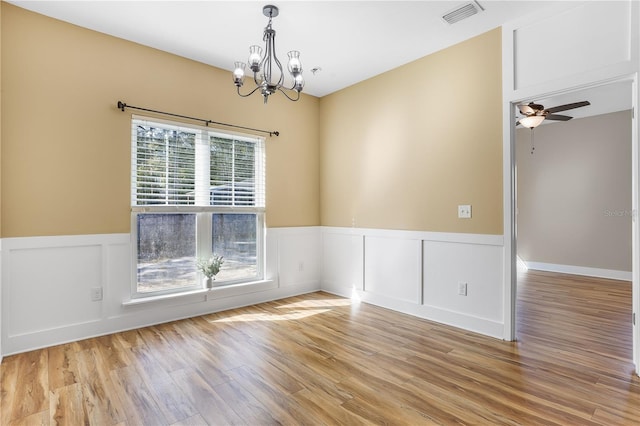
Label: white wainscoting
xmin=0 ymin=239 xmax=3 ymax=363
xmin=321 ymin=227 xmax=505 ymax=338
xmin=0 ymin=226 xmax=532 ymax=355
xmin=0 ymin=227 xmax=321 ymax=355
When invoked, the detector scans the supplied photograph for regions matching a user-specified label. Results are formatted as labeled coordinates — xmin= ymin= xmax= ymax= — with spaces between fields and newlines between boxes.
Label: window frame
xmin=129 ymin=116 xmax=266 ymax=299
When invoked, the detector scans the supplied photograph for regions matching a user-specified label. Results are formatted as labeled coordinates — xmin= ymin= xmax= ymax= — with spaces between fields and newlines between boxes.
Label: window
xmin=131 ymin=117 xmax=265 ymax=297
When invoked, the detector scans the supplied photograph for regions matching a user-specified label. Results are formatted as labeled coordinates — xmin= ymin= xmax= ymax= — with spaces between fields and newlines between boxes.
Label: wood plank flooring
xmin=1 ymin=270 xmax=639 ymax=425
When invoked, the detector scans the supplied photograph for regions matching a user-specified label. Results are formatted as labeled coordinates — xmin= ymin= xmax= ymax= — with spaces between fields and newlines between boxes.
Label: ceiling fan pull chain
xmin=530 ymin=128 xmax=535 ymax=155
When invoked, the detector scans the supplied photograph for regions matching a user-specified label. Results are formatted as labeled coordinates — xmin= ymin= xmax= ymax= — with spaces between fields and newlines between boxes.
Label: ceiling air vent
xmin=442 ymin=1 xmax=484 ymax=25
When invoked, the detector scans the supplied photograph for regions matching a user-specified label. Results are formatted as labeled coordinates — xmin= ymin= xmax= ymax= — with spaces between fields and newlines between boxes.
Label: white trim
xmin=320 ymin=227 xmax=505 ymax=339
xmin=502 ymin=1 xmax=640 ymax=354
xmin=132 ymin=114 xmax=264 ymax=144
xmin=1 ymin=233 xmax=130 ymax=248
xmin=524 ymin=261 xmax=632 ymax=282
xmin=321 ymin=226 xmax=503 ymax=246
xmin=631 ymin=70 xmax=640 ymax=373
xmin=0 ymin=237 xmax=3 ymax=364
xmin=322 ymin=285 xmax=504 ymax=339
xmin=516 ymin=255 xmax=528 ymax=271
xmin=122 ymin=279 xmax=276 ymax=306
xmin=1 ymin=228 xmax=321 ymax=356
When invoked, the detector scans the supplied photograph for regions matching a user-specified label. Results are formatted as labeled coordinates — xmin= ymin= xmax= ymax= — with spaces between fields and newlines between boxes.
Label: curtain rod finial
xmin=117 ymin=101 xmax=126 ymax=111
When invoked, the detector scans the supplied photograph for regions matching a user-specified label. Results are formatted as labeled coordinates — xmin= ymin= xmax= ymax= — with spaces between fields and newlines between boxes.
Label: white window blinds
xmin=132 ymin=118 xmax=265 ymax=208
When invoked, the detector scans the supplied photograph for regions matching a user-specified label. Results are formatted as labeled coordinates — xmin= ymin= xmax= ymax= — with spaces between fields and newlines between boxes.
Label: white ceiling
xmin=10 ymin=0 xmax=567 ymax=98
xmin=9 ymin=0 xmax=633 ymax=121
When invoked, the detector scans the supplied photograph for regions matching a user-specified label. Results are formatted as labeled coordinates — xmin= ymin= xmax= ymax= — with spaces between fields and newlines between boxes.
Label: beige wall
xmin=516 ymin=110 xmax=632 ymax=272
xmin=319 ymin=28 xmax=503 ymax=234
xmin=2 ymin=4 xmax=505 ymax=238
xmin=0 ymin=3 xmax=320 ymax=238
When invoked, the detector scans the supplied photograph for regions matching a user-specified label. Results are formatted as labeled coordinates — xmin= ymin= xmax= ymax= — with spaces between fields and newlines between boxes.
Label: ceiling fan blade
xmin=545 ymin=114 xmax=572 ymax=121
xmin=545 ymin=101 xmax=590 ymax=114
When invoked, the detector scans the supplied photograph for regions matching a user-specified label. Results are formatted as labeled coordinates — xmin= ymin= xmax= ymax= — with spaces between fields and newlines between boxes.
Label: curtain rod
xmin=117 ymin=101 xmax=279 ymax=137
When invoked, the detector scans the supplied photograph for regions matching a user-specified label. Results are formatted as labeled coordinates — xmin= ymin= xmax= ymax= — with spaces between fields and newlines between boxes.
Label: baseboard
xmin=322 ymin=284 xmax=504 ymax=339
xmin=523 ymin=261 xmax=632 ymax=281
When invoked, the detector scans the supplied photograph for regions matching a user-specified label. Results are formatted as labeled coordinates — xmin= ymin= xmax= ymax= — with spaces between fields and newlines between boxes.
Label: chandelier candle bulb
xmin=248 ymin=45 xmax=263 ymax=72
xmin=294 ymin=74 xmax=305 ymax=92
xmin=233 ymin=62 xmax=246 ymax=86
xmin=287 ymin=51 xmax=302 ymax=75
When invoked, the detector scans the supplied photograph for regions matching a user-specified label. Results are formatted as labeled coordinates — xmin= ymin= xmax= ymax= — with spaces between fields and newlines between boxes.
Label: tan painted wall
xmin=0 ymin=3 xmax=320 ymax=237
xmin=319 ymin=28 xmax=503 ymax=234
xmin=516 ymin=110 xmax=632 ymax=272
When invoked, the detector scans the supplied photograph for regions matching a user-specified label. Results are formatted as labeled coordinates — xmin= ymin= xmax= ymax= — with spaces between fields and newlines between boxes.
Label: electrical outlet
xmin=458 ymin=205 xmax=472 ymax=219
xmin=457 ymin=282 xmax=468 ymax=296
xmin=91 ymin=287 xmax=103 ymax=301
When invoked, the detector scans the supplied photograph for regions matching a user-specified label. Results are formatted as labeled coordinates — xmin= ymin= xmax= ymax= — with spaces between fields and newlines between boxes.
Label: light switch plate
xmin=458 ymin=205 xmax=472 ymax=219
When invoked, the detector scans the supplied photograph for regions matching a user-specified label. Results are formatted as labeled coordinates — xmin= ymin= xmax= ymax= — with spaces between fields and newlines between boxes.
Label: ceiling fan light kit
xmin=233 ymin=4 xmax=304 ymax=104
xmin=519 ymin=115 xmax=545 ymax=129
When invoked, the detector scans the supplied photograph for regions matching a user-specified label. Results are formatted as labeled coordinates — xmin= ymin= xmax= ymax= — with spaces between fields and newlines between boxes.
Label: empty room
xmin=1 ymin=1 xmax=639 ymax=424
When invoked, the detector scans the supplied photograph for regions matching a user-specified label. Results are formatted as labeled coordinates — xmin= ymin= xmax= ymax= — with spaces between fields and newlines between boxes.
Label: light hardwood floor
xmin=1 ymin=270 xmax=639 ymax=425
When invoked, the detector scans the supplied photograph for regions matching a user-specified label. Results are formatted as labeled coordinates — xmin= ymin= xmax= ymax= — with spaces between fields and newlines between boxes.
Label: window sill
xmin=122 ymin=279 xmax=276 ymax=307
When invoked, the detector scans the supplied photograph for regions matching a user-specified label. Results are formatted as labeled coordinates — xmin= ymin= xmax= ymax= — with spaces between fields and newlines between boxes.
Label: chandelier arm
xmin=284 ymin=79 xmax=298 ymax=91
xmin=252 ymin=71 xmax=263 ymax=87
xmin=237 ymin=85 xmax=263 ymax=98
xmin=277 ymin=87 xmax=301 ymax=102
xmin=260 ymin=39 xmax=270 ymax=84
xmin=270 ymin=35 xmax=285 ymax=87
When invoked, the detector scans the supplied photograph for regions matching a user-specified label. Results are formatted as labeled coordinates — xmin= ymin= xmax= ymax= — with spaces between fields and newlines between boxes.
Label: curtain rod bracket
xmin=116 ymin=100 xmax=279 ymax=137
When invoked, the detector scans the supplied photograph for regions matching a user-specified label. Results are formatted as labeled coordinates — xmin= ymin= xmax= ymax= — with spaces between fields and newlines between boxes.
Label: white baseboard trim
xmin=524 ymin=261 xmax=632 ymax=281
xmin=4 ymin=283 xmax=320 ymax=357
xmin=322 ymin=283 xmax=504 ymax=339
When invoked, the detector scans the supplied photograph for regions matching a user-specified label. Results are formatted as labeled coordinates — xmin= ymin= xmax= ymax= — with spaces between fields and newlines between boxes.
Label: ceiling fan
xmin=516 ymin=100 xmax=591 ymax=129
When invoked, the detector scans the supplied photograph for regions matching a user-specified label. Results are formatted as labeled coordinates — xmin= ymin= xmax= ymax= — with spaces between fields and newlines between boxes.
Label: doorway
xmin=507 ymin=77 xmax=639 ymax=374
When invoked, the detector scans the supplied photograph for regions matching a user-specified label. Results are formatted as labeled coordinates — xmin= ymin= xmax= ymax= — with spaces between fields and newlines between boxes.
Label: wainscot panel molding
xmin=1 ymin=228 xmax=322 ymax=355
xmin=503 ymin=0 xmax=638 ymax=103
xmin=513 ymin=1 xmax=632 ymax=92
xmin=320 ymin=227 xmax=505 ymax=338
xmin=0 ymin=238 xmax=3 ymax=363
xmin=524 ymin=261 xmax=632 ymax=282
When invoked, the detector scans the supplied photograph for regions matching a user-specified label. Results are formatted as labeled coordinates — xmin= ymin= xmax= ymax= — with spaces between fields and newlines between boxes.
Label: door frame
xmin=503 ymin=75 xmax=639 ymax=375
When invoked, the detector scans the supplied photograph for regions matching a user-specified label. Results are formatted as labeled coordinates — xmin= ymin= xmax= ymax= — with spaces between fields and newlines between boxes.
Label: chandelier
xmin=232 ymin=5 xmax=304 ymax=104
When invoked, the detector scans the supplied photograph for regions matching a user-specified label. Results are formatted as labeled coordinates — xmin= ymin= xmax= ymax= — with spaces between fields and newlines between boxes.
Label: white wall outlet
xmin=457 ymin=282 xmax=468 ymax=296
xmin=458 ymin=205 xmax=472 ymax=219
xmin=91 ymin=287 xmax=103 ymax=301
